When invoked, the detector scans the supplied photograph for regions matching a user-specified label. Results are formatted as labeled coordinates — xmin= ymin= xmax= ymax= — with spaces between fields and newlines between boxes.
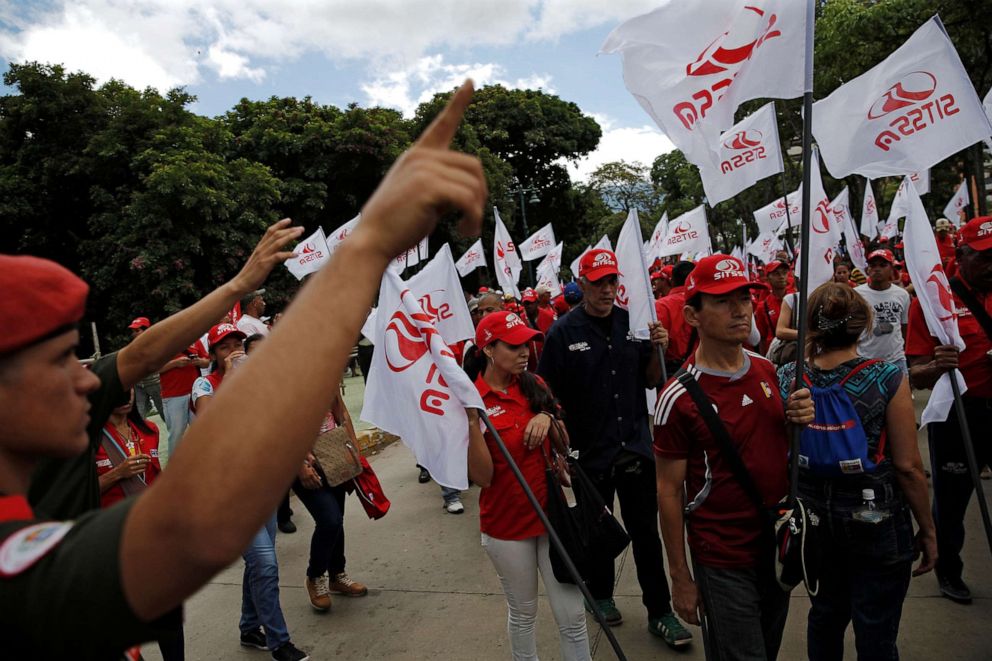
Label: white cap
xmin=862 ymin=489 xmax=875 ymax=500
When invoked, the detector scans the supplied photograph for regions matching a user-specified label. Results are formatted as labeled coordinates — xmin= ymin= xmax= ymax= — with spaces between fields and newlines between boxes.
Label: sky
xmin=0 ymin=0 xmax=677 ymax=182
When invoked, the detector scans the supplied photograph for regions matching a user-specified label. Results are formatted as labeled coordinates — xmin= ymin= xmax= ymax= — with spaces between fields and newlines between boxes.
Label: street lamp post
xmin=509 ymin=185 xmax=540 ymax=287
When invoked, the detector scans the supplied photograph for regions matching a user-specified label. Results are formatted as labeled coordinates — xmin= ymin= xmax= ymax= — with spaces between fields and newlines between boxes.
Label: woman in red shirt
xmin=97 ymin=389 xmax=161 ymax=509
xmin=465 ymin=311 xmax=590 ymax=661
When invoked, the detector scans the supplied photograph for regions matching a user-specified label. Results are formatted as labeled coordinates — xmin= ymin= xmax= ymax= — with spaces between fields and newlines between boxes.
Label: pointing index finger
xmin=416 ymin=79 xmax=474 ymax=150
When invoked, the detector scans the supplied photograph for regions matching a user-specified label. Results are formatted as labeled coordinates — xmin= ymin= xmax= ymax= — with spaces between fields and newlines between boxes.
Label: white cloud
xmin=0 ymin=1 xmax=659 ymax=91
xmin=361 ymin=55 xmax=554 ymax=117
xmin=566 ymin=120 xmax=676 ymax=182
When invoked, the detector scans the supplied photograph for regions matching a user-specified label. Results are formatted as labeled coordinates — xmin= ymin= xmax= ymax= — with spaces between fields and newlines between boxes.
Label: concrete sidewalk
xmin=142 ymin=392 xmax=992 ymax=660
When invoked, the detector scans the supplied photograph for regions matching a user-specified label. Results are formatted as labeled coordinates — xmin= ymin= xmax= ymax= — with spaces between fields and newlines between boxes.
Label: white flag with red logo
xmin=860 ymin=180 xmax=880 ymax=239
xmin=455 ymin=239 xmax=487 ymax=277
xmin=659 ymin=205 xmax=712 ymax=257
xmin=614 ymin=209 xmax=655 ymax=339
xmin=570 ymin=245 xmax=591 ymax=280
xmin=325 ymin=214 xmax=361 ymax=257
xmin=535 ymin=260 xmax=563 ymax=298
xmin=902 ymin=176 xmax=967 ymax=425
xmin=601 ymin=0 xmax=806 ymax=169
xmin=388 ymin=237 xmax=429 ymax=273
xmin=813 ymin=17 xmax=992 ymax=179
xmin=646 ymin=212 xmax=669 ymax=263
xmin=493 ymin=207 xmax=522 ymax=298
xmin=943 ymin=183 xmax=970 ymax=226
xmin=361 ymin=270 xmax=484 ymax=490
xmin=832 ymin=187 xmax=868 ymax=272
xmin=698 ymin=102 xmax=785 ymax=205
xmin=407 ymin=244 xmax=476 ymax=343
xmin=748 ymin=230 xmax=782 ymax=264
xmin=910 ymin=170 xmax=930 ymax=195
xmin=754 ymin=188 xmax=800 ymax=235
xmin=537 ymin=241 xmax=564 ymax=275
xmin=795 ymin=149 xmax=839 ymax=296
xmin=881 ymin=179 xmax=909 ymax=239
xmin=285 ymin=226 xmax=331 ymax=280
xmin=518 ymin=223 xmax=557 ymax=261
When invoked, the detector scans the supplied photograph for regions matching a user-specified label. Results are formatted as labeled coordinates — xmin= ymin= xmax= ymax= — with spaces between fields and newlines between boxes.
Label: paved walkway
xmin=142 ymin=386 xmax=991 ymax=660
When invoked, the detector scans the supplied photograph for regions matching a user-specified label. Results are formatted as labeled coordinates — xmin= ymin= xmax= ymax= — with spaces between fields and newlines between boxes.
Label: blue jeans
xmin=800 ymin=472 xmax=915 ymax=661
xmin=292 ymin=469 xmax=347 ymax=579
xmin=693 ymin=557 xmax=790 ymax=661
xmin=240 ymin=514 xmax=290 ymax=650
xmin=441 ymin=486 xmax=462 ymax=504
xmin=161 ymin=395 xmax=193 ymax=458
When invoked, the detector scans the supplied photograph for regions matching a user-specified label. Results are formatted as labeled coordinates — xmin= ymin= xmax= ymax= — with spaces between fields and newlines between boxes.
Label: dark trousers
xmin=801 ymin=475 xmax=915 ymax=661
xmin=585 ymin=456 xmax=672 ymax=619
xmin=927 ymin=397 xmax=992 ymax=582
xmin=358 ymin=343 xmax=374 ymax=384
xmin=292 ymin=468 xmax=347 ymax=579
xmin=693 ymin=558 xmax=790 ymax=661
xmin=277 ymin=492 xmax=293 ymax=524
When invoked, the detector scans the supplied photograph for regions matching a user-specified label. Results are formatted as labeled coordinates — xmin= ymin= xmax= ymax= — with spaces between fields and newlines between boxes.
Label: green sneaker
xmin=584 ymin=598 xmax=623 ymax=626
xmin=649 ymin=612 xmax=693 ymax=648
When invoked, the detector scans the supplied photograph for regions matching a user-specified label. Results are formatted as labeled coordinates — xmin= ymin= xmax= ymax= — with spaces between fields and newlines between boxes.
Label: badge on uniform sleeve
xmin=0 ymin=521 xmax=73 ymax=577
xmin=760 ymin=381 xmax=773 ymax=399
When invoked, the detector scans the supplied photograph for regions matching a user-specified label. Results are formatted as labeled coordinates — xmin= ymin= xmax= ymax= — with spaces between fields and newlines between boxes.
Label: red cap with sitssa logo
xmin=207 ymin=323 xmax=246 ymax=349
xmin=475 ymin=311 xmax=542 ymax=348
xmin=579 ymin=249 xmax=621 ymax=281
xmin=958 ymin=216 xmax=992 ymax=252
xmin=685 ymin=255 xmax=762 ymax=299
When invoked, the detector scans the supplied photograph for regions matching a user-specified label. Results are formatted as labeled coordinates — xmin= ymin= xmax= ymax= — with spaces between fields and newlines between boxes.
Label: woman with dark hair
xmin=465 ymin=311 xmax=590 ymax=661
xmin=776 ymin=283 xmax=936 ymax=661
xmin=97 ymin=389 xmax=161 ymax=508
xmin=97 ymin=388 xmax=184 ymax=661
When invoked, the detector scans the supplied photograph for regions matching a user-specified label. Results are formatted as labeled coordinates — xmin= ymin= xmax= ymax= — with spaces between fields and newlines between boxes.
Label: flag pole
xmin=480 ymin=412 xmax=628 ymax=661
xmin=949 ymin=374 xmax=992 ymax=557
xmin=789 ymin=0 xmax=816 ymax=508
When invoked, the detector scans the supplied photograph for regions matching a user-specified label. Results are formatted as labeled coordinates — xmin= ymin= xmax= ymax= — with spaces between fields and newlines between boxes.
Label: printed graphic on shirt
xmin=486 ymin=404 xmax=506 ymax=418
xmin=870 ymin=300 xmax=904 ymax=336
xmin=741 ymin=394 xmax=754 ymax=407
xmin=568 ymin=341 xmax=591 ymax=352
xmin=190 ymin=377 xmax=215 ymax=404
xmin=0 ymin=521 xmax=73 ymax=577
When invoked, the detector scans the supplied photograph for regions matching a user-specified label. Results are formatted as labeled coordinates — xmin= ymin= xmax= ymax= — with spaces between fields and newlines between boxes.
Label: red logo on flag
xmin=383 ymin=310 xmax=431 ymax=372
xmin=723 ymin=130 xmax=763 ymax=150
xmin=926 ymin=264 xmax=956 ymax=322
xmin=868 ymin=71 xmax=960 ymax=151
xmin=674 ymin=6 xmax=782 ymax=131
xmin=418 ymin=291 xmax=453 ymax=322
xmin=812 ymin=201 xmax=832 ymax=234
xmin=301 ymin=243 xmax=315 ymax=254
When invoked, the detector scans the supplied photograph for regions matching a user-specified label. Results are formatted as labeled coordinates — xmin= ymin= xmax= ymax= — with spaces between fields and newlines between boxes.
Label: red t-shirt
xmin=653 ymin=352 xmax=789 ymax=568
xmin=656 ymin=286 xmax=694 ymax=363
xmin=905 ymin=280 xmax=992 ymax=399
xmin=535 ymin=306 xmax=557 ymax=334
xmin=476 ymin=374 xmax=549 ymax=540
xmin=754 ymin=292 xmax=785 ymax=354
xmin=936 ymin=233 xmax=956 ymax=265
xmin=95 ymin=420 xmax=162 ymax=509
xmin=159 ymin=341 xmax=208 ymax=397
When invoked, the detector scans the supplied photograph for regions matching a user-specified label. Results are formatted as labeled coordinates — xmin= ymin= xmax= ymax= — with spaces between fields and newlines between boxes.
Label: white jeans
xmin=481 ymin=533 xmax=590 ymax=661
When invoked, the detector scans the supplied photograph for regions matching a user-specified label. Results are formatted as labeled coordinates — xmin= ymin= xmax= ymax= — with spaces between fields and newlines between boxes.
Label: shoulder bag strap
xmin=675 ymin=370 xmax=768 ymax=516
xmin=950 ymin=277 xmax=992 ymax=341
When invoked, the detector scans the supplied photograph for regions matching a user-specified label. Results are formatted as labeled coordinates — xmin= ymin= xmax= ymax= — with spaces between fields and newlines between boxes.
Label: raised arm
xmin=115 ymin=219 xmax=303 ymax=390
xmin=121 ymin=81 xmax=486 ymax=621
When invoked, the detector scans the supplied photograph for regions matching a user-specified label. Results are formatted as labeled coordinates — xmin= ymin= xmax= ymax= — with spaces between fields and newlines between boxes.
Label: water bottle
xmin=852 ymin=488 xmax=890 ymax=524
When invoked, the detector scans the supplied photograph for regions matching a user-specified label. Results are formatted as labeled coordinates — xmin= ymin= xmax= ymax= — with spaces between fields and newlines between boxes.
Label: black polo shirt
xmin=537 ymin=305 xmax=654 ymax=474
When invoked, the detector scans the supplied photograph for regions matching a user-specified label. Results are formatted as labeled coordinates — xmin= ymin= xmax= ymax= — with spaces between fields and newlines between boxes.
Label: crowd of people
xmin=1 ymin=78 xmax=991 ymax=661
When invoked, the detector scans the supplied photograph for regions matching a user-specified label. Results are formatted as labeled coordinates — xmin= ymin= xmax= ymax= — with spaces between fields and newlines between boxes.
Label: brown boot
xmin=329 ymin=572 xmax=368 ymax=597
xmin=305 ymin=575 xmax=331 ymax=612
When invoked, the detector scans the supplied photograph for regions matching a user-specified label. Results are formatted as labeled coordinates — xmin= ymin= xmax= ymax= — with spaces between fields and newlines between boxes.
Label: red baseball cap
xmin=521 ymin=288 xmax=538 ymax=303
xmin=128 ymin=316 xmax=151 ymax=330
xmin=958 ymin=216 xmax=992 ymax=251
xmin=475 ymin=311 xmax=542 ymax=348
xmin=866 ymin=249 xmax=895 ymax=264
xmin=685 ymin=255 xmax=761 ymax=299
xmin=763 ymin=260 xmax=788 ymax=275
xmin=0 ymin=255 xmax=89 ymax=355
xmin=207 ymin=323 xmax=246 ymax=349
xmin=650 ymin=270 xmax=664 ymax=281
xmin=478 ymin=286 xmax=490 ymax=294
xmin=579 ymin=249 xmax=621 ymax=281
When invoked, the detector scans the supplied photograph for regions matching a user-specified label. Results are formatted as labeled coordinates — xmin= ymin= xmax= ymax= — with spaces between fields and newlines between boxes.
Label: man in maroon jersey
xmin=653 ymin=254 xmax=813 ymax=661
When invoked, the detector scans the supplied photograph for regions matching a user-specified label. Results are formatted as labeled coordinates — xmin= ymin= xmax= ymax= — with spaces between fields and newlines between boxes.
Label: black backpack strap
xmin=674 ymin=369 xmax=767 ymax=517
xmin=950 ymin=277 xmax=992 ymax=342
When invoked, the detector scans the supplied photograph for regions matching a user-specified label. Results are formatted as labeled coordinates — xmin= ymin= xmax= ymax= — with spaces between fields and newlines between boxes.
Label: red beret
xmin=0 ymin=255 xmax=89 ymax=355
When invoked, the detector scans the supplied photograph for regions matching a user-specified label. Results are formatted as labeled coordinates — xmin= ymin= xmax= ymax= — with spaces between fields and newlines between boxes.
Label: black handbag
xmin=674 ymin=369 xmax=818 ymax=594
xmin=543 ymin=421 xmax=630 ymax=585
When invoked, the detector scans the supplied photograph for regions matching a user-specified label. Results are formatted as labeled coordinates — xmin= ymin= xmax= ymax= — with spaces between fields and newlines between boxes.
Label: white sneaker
xmin=444 ymin=499 xmax=465 ymax=514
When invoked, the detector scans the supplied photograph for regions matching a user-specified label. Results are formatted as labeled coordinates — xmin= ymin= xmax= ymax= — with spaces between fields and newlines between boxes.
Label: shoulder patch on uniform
xmin=0 ymin=521 xmax=74 ymax=577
